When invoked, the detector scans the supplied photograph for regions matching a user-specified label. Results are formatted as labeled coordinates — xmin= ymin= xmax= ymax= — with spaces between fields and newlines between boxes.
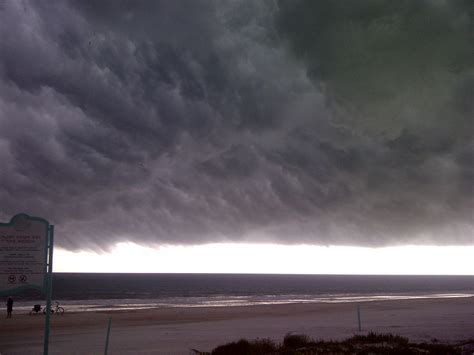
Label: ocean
xmin=13 ymin=273 xmax=474 ymax=313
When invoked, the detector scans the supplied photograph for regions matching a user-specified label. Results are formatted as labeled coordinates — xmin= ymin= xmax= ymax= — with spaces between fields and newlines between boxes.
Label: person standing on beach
xmin=6 ymin=296 xmax=13 ymax=318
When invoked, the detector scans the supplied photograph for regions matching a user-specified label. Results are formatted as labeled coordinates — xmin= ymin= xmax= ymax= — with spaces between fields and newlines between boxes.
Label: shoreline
xmin=1 ymin=297 xmax=473 ymax=354
xmin=12 ymin=292 xmax=474 ymax=314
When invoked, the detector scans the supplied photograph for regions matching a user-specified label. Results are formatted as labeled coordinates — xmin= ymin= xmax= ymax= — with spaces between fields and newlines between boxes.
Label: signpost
xmin=0 ymin=214 xmax=54 ymax=355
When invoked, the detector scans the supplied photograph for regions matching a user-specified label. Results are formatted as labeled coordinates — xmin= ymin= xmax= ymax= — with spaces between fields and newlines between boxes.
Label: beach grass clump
xmin=211 ymin=338 xmax=277 ymax=355
xmin=348 ymin=331 xmax=410 ymax=346
xmin=282 ymin=333 xmax=314 ymax=349
xmin=210 ymin=332 xmax=462 ymax=354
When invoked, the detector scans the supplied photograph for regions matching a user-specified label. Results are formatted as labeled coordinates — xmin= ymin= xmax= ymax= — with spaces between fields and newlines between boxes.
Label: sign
xmin=0 ymin=214 xmax=50 ymax=295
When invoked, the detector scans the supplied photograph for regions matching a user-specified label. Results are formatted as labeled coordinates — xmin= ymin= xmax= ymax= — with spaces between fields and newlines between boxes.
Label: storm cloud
xmin=0 ymin=0 xmax=472 ymax=250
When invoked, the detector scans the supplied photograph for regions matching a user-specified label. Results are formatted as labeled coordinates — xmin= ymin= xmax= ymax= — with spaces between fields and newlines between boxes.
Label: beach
xmin=0 ymin=296 xmax=473 ymax=354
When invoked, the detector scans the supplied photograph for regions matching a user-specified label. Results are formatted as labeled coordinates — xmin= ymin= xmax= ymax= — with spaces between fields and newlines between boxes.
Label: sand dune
xmin=0 ymin=297 xmax=473 ymax=354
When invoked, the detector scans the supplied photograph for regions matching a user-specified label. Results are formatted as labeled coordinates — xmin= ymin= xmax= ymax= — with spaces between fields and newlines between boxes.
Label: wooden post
xmin=357 ymin=305 xmax=362 ymax=332
xmin=104 ymin=317 xmax=112 ymax=355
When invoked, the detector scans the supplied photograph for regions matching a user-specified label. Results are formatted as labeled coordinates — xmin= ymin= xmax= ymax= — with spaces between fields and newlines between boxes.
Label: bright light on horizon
xmin=54 ymin=243 xmax=474 ymax=275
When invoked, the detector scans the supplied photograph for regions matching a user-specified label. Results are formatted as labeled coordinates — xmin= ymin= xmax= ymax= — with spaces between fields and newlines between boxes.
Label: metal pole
xmin=357 ymin=305 xmax=362 ymax=332
xmin=104 ymin=317 xmax=112 ymax=355
xmin=43 ymin=225 xmax=54 ymax=355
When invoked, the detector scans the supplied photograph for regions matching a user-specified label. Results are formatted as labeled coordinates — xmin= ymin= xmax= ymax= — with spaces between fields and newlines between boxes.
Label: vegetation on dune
xmin=211 ymin=339 xmax=278 ymax=355
xmin=198 ymin=332 xmax=465 ymax=355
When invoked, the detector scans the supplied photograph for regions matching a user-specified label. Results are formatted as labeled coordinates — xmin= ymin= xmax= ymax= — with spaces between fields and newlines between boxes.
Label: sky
xmin=0 ymin=0 xmax=473 ymax=273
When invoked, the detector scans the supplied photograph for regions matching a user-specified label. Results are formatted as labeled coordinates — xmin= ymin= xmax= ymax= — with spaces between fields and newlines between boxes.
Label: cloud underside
xmin=0 ymin=0 xmax=472 ymax=250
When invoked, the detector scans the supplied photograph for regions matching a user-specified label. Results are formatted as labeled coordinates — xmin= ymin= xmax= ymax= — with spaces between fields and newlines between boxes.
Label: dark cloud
xmin=0 ymin=0 xmax=472 ymax=250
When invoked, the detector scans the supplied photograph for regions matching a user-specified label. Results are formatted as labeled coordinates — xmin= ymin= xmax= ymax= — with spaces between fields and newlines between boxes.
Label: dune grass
xmin=205 ymin=332 xmax=463 ymax=354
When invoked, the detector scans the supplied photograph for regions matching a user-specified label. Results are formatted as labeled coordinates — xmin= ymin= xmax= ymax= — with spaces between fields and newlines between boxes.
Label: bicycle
xmin=42 ymin=301 xmax=65 ymax=315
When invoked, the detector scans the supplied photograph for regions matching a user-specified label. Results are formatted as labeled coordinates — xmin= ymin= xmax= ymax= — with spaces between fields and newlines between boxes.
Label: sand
xmin=0 ymin=297 xmax=473 ymax=354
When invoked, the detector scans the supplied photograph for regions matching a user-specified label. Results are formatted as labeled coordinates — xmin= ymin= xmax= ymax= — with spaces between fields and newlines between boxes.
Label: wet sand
xmin=0 ymin=297 xmax=473 ymax=354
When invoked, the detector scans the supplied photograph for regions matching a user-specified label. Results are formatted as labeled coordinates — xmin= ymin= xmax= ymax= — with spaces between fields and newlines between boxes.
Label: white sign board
xmin=0 ymin=214 xmax=49 ymax=294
